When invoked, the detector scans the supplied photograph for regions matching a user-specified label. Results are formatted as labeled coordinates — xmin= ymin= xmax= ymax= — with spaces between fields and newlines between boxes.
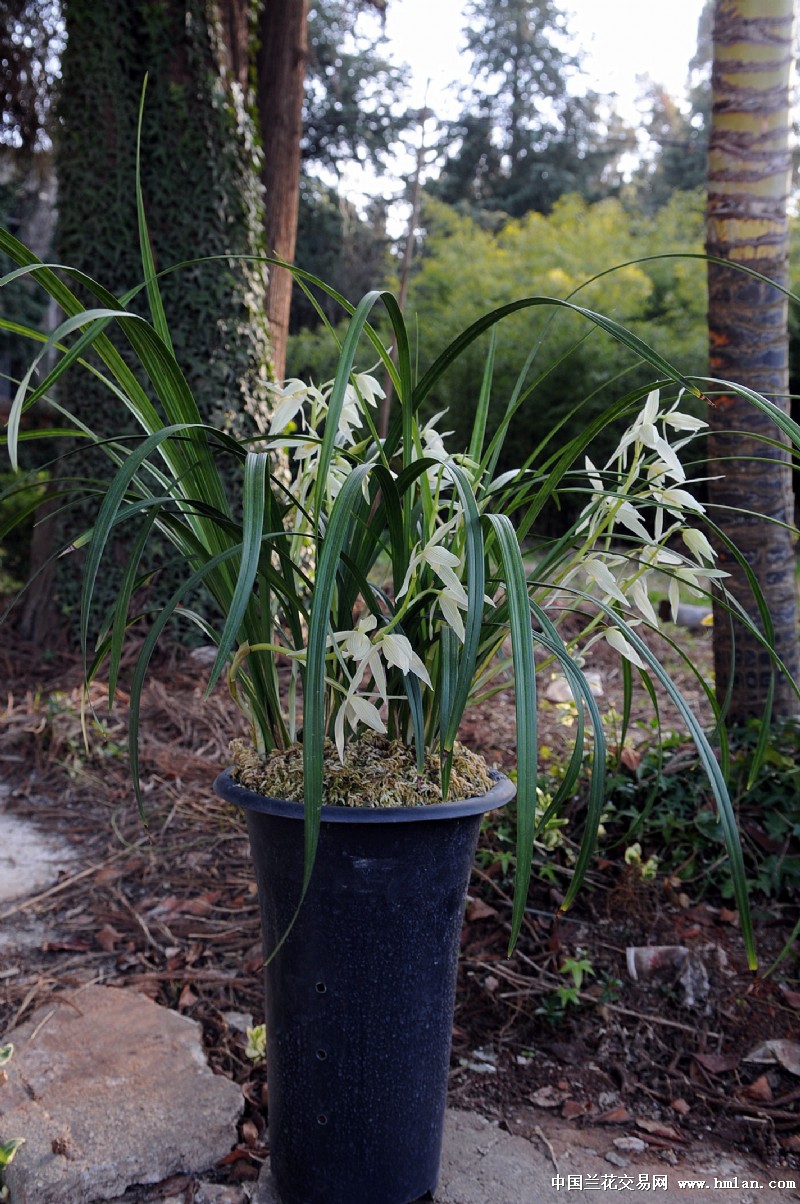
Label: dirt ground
xmin=0 ymin=622 xmax=798 ymax=1192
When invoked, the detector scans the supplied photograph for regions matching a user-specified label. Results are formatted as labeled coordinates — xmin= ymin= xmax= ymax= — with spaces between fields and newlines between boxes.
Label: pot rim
xmin=213 ymin=766 xmax=515 ymax=823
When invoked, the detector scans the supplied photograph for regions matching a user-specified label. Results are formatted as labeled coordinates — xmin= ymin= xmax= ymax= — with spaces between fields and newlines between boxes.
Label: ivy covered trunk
xmin=21 ymin=0 xmax=273 ymax=640
xmin=705 ymin=0 xmax=799 ymax=722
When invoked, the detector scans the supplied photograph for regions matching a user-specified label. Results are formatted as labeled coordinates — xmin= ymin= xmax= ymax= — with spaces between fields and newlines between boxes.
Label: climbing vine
xmin=43 ymin=0 xmax=273 ymax=630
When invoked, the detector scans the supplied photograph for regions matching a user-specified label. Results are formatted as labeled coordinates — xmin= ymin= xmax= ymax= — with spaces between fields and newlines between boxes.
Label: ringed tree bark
xmin=705 ymin=0 xmax=799 ymax=722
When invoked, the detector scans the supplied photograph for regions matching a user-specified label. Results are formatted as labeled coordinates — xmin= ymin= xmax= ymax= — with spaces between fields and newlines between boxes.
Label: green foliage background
xmin=288 ymin=189 xmax=709 ymax=525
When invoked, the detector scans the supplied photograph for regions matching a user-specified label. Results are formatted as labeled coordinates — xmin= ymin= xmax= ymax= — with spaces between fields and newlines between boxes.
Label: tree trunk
xmin=17 ymin=0 xmax=272 ymax=646
xmin=257 ymin=0 xmax=308 ymax=384
xmin=706 ymin=0 xmax=799 ymax=722
xmin=214 ymin=0 xmax=251 ymax=89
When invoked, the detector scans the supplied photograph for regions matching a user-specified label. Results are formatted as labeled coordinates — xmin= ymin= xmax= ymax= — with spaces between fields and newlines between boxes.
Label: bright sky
xmin=384 ymin=0 xmax=707 ymax=121
xmin=340 ymin=0 xmax=707 ymax=221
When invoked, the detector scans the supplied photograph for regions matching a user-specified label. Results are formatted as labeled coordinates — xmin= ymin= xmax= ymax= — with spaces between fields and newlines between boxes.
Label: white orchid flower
xmin=663 ymin=395 xmax=707 ymax=433
xmin=579 ymin=458 xmax=654 ymax=544
xmin=616 ymin=426 xmax=685 ymax=483
xmin=640 ymin=389 xmax=660 ymax=427
xmin=614 ymin=502 xmax=653 ymax=542
xmin=266 ymin=379 xmax=327 ymax=435
xmin=352 ymin=372 xmax=385 ymax=408
xmin=424 ymin=546 xmax=467 ymax=601
xmin=337 ymin=394 xmax=363 ymax=444
xmin=583 ymin=557 xmax=629 ymax=607
xmin=629 ymin=575 xmax=658 ymax=626
xmin=419 ymin=412 xmax=452 ymax=462
xmin=336 ymin=614 xmax=377 ymax=661
xmin=682 ymin=527 xmax=716 ymax=563
xmin=638 ymin=544 xmax=683 ymax=570
xmin=648 ymin=440 xmax=686 ymax=484
xmin=332 ymin=617 xmax=431 ymax=722
xmin=605 ymin=627 xmax=647 ymax=670
xmin=438 ymin=587 xmax=466 ymax=642
xmin=586 ymin=456 xmax=608 ymax=495
xmin=378 ymin=632 xmax=432 ymax=688
xmin=487 ymin=467 xmax=523 ymax=493
xmin=334 ymin=690 xmax=387 ymax=760
xmin=648 ymin=484 xmax=705 ymax=517
xmin=397 ymin=520 xmax=466 ymax=602
xmin=326 ymin=458 xmax=353 ymax=502
xmin=611 ymin=390 xmax=688 ymax=484
xmin=331 ymin=615 xmax=386 ymax=701
xmin=408 ymin=412 xmax=456 ymax=485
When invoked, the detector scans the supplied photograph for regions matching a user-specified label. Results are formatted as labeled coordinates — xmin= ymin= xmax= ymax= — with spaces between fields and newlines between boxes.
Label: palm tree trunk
xmin=706 ymin=0 xmax=799 ymax=722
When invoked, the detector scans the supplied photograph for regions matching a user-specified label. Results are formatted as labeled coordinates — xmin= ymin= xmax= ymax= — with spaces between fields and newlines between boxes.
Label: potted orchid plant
xmin=1 ymin=193 xmax=796 ymax=1201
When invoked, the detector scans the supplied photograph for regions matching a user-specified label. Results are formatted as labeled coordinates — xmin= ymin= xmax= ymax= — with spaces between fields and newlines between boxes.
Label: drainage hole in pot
xmin=315 ymin=981 xmax=326 ymax=994
xmin=317 ymin=1114 xmax=328 ymax=1126
xmin=316 ymin=1049 xmax=328 ymax=1061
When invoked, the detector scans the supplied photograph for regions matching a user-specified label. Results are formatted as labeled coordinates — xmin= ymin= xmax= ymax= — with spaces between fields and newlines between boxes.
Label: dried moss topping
xmin=230 ymin=732 xmax=494 ymax=808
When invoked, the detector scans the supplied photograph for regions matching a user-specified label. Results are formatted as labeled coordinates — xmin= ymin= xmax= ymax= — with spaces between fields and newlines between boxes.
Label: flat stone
xmin=0 ymin=985 xmax=243 ymax=1203
xmin=253 ymin=1109 xmax=800 ymax=1204
xmin=252 ymin=1111 xmax=556 ymax=1204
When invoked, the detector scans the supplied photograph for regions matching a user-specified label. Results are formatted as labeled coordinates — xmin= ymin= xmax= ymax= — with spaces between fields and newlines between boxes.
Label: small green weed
xmin=477 ymin=782 xmax=567 ymax=881
xmin=244 ymin=1024 xmax=266 ymax=1064
xmin=604 ymin=720 xmax=800 ymax=904
xmin=0 ymin=469 xmax=49 ymax=592
xmin=537 ymin=951 xmax=596 ymax=1025
xmin=0 ymin=1044 xmax=24 ymax=1200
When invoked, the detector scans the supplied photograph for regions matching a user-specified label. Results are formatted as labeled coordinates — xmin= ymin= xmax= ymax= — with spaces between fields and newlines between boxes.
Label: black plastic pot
xmin=214 ymin=767 xmax=515 ymax=1204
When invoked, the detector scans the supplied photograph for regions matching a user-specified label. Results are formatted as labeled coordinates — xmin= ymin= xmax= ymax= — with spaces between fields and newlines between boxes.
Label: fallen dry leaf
xmin=596 ymin=1106 xmax=633 ymax=1125
xmin=741 ymin=1075 xmax=772 ymax=1103
xmin=150 ymin=891 xmax=222 ymax=919
xmin=636 ymin=1119 xmax=685 ymax=1142
xmin=718 ymin=907 xmax=739 ymax=926
xmin=693 ymin=1052 xmax=740 ymax=1075
xmin=241 ymin=1119 xmax=260 ymax=1148
xmin=41 ymin=938 xmax=90 ymax=953
xmin=178 ymin=983 xmax=198 ymax=1010
xmin=94 ymin=864 xmax=122 ymax=887
xmin=744 ymin=1039 xmax=800 ymax=1077
xmin=466 ymin=898 xmax=498 ymax=922
xmin=96 ymin=923 xmax=123 ymax=953
xmin=619 ymin=745 xmax=641 ymax=772
xmin=779 ymin=984 xmax=800 ymax=1009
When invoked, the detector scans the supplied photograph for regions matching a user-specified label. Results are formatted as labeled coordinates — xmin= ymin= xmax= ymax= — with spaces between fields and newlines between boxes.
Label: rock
xmin=613 ymin=1135 xmax=648 ymax=1153
xmin=0 ymin=803 xmax=75 ymax=906
xmin=253 ymin=1109 xmax=570 ymax=1204
xmin=657 ymin=600 xmax=712 ymax=630
xmin=193 ymin=1187 xmax=249 ymax=1204
xmin=544 ymin=671 xmax=604 ymax=702
xmin=0 ymin=985 xmax=243 ymax=1203
xmin=251 ymin=1107 xmax=800 ymax=1204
